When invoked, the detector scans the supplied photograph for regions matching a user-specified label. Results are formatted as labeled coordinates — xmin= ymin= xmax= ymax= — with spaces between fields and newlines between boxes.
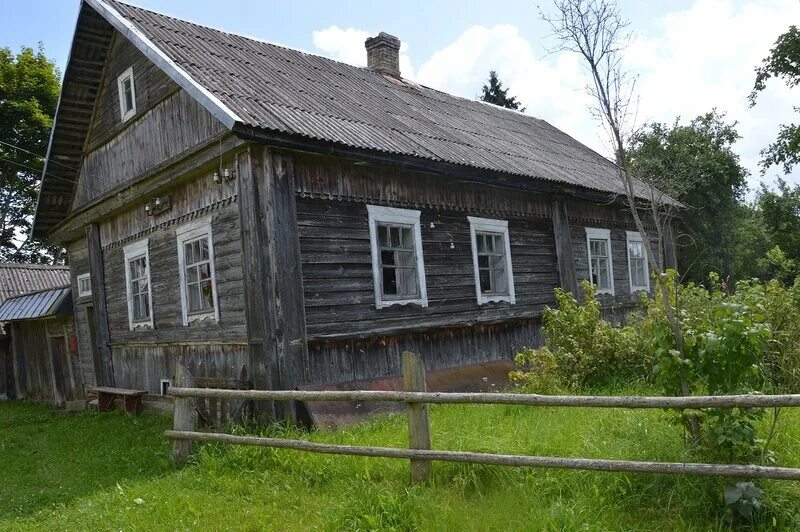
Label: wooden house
xmin=0 ymin=264 xmax=77 ymax=404
xmin=33 ymin=0 xmax=674 ymax=418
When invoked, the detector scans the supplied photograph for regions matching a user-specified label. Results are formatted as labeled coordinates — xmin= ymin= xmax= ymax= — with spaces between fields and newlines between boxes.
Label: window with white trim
xmin=367 ymin=205 xmax=428 ymax=309
xmin=468 ymin=216 xmax=515 ymax=305
xmin=586 ymin=227 xmax=614 ymax=295
xmin=176 ymin=218 xmax=219 ymax=325
xmin=77 ymin=273 xmax=92 ymax=297
xmin=123 ymin=239 xmax=154 ymax=330
xmin=626 ymin=231 xmax=650 ymax=293
xmin=117 ymin=66 xmax=136 ymax=121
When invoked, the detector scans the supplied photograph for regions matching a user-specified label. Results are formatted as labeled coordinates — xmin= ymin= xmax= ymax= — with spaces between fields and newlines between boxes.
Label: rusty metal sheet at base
xmin=302 ymin=359 xmax=515 ymax=429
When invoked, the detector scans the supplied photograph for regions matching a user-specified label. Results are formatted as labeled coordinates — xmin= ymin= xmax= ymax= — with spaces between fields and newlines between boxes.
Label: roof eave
xmin=85 ymin=0 xmax=242 ymax=131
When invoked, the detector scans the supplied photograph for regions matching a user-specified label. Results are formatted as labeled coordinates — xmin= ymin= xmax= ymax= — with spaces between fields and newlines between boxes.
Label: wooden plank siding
xmin=9 ymin=317 xmax=78 ymax=405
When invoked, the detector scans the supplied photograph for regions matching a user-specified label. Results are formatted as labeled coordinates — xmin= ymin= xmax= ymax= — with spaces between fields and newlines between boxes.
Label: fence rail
xmin=166 ymin=352 xmax=800 ymax=483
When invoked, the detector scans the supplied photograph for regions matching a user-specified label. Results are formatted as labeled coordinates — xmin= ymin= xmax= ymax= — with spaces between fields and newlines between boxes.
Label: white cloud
xmin=311 ymin=1 xmax=800 ymax=188
xmin=312 ymin=25 xmax=415 ymax=79
xmin=628 ymin=0 xmax=800 ymax=190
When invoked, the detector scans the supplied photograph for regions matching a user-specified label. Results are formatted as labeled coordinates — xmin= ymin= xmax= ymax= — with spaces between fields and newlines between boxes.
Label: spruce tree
xmin=480 ymin=70 xmax=525 ymax=111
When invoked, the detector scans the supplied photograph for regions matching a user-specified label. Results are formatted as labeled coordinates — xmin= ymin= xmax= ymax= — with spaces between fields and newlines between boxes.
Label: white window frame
xmin=123 ymin=238 xmax=154 ymax=330
xmin=77 ymin=273 xmax=92 ymax=297
xmin=117 ymin=66 xmax=136 ymax=122
xmin=468 ymin=216 xmax=515 ymax=305
xmin=626 ymin=231 xmax=651 ymax=293
xmin=176 ymin=217 xmax=220 ymax=325
xmin=586 ymin=227 xmax=615 ymax=295
xmin=367 ymin=205 xmax=428 ymax=309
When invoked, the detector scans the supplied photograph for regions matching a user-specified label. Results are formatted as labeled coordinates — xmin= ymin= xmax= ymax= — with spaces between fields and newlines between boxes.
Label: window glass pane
xmin=188 ymin=283 xmax=202 ymax=312
xmin=187 ymin=265 xmax=199 ymax=284
xmin=477 ymin=234 xmax=486 ymax=253
xmin=395 ymin=250 xmax=414 ymax=268
xmin=199 ymin=263 xmax=211 ymax=281
xmin=479 ymin=268 xmax=491 ymax=293
xmin=200 ymin=238 xmax=210 ymax=261
xmin=381 ymin=250 xmax=396 ymax=267
xmin=492 ymin=267 xmax=508 ymax=294
xmin=201 ymin=280 xmax=214 ymax=310
xmin=122 ymin=77 xmax=133 ymax=111
xmin=391 ymin=227 xmax=401 ymax=248
xmin=141 ymin=292 xmax=150 ymax=319
xmin=492 ymin=234 xmax=504 ymax=254
xmin=185 ymin=242 xmax=194 ymax=265
xmin=597 ymin=258 xmax=610 ymax=288
xmin=400 ymin=227 xmax=413 ymax=249
xmin=382 ymin=267 xmax=397 ymax=295
xmin=478 ymin=255 xmax=489 ymax=269
xmin=590 ymin=239 xmax=607 ymax=257
xmin=379 ymin=225 xmax=390 ymax=246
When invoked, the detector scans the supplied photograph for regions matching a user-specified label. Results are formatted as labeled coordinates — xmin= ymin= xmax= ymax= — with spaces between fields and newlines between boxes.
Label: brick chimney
xmin=365 ymin=32 xmax=401 ymax=77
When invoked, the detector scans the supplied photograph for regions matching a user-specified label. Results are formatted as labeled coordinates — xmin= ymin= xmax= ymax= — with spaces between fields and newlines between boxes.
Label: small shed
xmin=0 ymin=287 xmax=81 ymax=405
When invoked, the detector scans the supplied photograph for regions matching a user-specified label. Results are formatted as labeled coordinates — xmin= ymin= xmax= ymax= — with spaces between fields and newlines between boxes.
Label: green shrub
xmin=509 ymin=347 xmax=562 ymax=394
xmin=515 ymin=282 xmax=652 ymax=390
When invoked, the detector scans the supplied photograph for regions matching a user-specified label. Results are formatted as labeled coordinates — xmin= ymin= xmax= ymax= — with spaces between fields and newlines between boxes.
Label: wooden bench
xmin=87 ymin=386 xmax=147 ymax=415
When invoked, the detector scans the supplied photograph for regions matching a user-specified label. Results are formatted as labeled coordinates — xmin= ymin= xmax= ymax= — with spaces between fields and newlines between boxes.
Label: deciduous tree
xmin=0 ymin=45 xmax=61 ymax=263
xmin=750 ymin=26 xmax=800 ymax=174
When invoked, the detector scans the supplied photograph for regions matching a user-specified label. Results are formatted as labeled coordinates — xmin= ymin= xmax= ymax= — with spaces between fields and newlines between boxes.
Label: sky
xmin=2 ymin=0 xmax=798 ymax=193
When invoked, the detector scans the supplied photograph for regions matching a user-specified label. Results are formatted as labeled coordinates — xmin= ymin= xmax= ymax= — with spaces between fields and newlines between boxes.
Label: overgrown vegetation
xmin=511 ymin=276 xmax=800 ymax=522
xmin=3 ymin=399 xmax=799 ymax=530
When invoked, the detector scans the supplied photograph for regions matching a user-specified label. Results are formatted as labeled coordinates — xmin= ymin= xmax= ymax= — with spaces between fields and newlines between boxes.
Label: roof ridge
xmin=107 ymin=0 xmax=555 ymax=129
xmin=0 ymin=263 xmax=69 ymax=270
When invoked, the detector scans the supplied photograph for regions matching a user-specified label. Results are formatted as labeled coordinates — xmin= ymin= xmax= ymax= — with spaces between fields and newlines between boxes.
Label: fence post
xmin=402 ymin=351 xmax=431 ymax=483
xmin=172 ymin=360 xmax=197 ymax=464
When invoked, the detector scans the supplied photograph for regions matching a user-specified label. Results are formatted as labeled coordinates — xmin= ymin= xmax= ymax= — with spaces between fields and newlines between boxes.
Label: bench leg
xmin=123 ymin=395 xmax=143 ymax=415
xmin=98 ymin=392 xmax=115 ymax=412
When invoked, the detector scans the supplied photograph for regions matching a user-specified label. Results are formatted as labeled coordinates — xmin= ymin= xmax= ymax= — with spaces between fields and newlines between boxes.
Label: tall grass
xmin=2 ymin=393 xmax=799 ymax=531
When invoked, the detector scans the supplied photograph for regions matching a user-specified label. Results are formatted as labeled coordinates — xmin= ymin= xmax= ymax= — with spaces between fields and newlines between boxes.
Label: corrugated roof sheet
xmin=0 ymin=264 xmax=71 ymax=304
xmin=0 ymin=287 xmax=71 ymax=322
xmin=101 ymin=0 xmax=665 ymax=202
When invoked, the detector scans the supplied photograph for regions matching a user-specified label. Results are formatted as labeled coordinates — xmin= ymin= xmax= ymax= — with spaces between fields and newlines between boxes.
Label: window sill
xmin=129 ymin=321 xmax=154 ymax=331
xmin=375 ymin=298 xmax=428 ymax=310
xmin=630 ymin=287 xmax=650 ymax=293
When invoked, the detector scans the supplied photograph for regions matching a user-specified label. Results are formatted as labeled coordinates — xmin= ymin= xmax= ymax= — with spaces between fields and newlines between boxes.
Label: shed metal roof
xmin=0 ymin=287 xmax=72 ymax=322
xmin=0 ymin=264 xmax=71 ymax=304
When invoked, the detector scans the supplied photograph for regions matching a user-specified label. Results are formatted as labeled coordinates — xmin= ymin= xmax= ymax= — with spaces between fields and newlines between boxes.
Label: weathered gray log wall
xmin=10 ymin=317 xmax=78 ymax=405
xmin=68 ymin=239 xmax=97 ymax=389
xmin=73 ymin=28 xmax=225 ymax=209
xmin=96 ymin=171 xmax=245 ymax=394
xmin=291 ymin=154 xmax=659 ymax=385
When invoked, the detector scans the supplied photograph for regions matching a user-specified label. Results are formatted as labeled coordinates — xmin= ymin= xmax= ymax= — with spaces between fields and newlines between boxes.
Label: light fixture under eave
xmin=213 ymin=170 xmax=222 ymax=184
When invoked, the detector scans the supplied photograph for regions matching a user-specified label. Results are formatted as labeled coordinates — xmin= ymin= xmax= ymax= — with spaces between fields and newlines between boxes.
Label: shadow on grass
xmin=0 ymin=401 xmax=174 ymax=521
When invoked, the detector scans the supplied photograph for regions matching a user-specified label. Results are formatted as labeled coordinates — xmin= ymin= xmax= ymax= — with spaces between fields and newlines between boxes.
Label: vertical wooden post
xmin=663 ymin=222 xmax=678 ymax=271
xmin=86 ymin=223 xmax=114 ymax=387
xmin=236 ymin=144 xmax=309 ymax=424
xmin=402 ymin=351 xmax=431 ymax=483
xmin=11 ymin=323 xmax=27 ymax=400
xmin=172 ymin=360 xmax=197 ymax=464
xmin=551 ymin=198 xmax=578 ymax=295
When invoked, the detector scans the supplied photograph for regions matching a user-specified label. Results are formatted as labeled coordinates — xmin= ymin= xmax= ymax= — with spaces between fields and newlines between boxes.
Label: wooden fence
xmin=166 ymin=352 xmax=800 ymax=483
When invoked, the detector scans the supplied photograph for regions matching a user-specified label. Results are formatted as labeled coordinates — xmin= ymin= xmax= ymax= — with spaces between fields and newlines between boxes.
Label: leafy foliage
xmin=750 ymin=26 xmax=800 ymax=174
xmin=512 ymin=282 xmax=651 ymax=390
xmin=628 ymin=111 xmax=748 ymax=282
xmin=724 ymin=481 xmax=765 ymax=523
xmin=0 ymin=44 xmax=61 ymax=263
xmin=480 ymin=70 xmax=525 ymax=111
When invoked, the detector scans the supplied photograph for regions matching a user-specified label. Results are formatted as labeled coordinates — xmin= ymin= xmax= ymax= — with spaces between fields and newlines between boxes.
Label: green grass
xmin=2 ymin=391 xmax=800 ymax=531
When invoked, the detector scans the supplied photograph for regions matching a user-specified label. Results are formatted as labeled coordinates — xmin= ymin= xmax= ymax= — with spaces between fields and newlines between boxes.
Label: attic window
xmin=117 ymin=66 xmax=136 ymax=121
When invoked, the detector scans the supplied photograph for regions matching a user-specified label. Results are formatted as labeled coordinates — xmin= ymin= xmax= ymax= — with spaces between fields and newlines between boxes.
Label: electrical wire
xmin=0 ymin=139 xmax=79 ymax=172
xmin=0 ymin=155 xmax=76 ymax=185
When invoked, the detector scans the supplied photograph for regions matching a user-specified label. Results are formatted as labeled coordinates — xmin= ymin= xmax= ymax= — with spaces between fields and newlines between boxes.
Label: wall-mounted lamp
xmin=145 ymin=195 xmax=172 ymax=216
